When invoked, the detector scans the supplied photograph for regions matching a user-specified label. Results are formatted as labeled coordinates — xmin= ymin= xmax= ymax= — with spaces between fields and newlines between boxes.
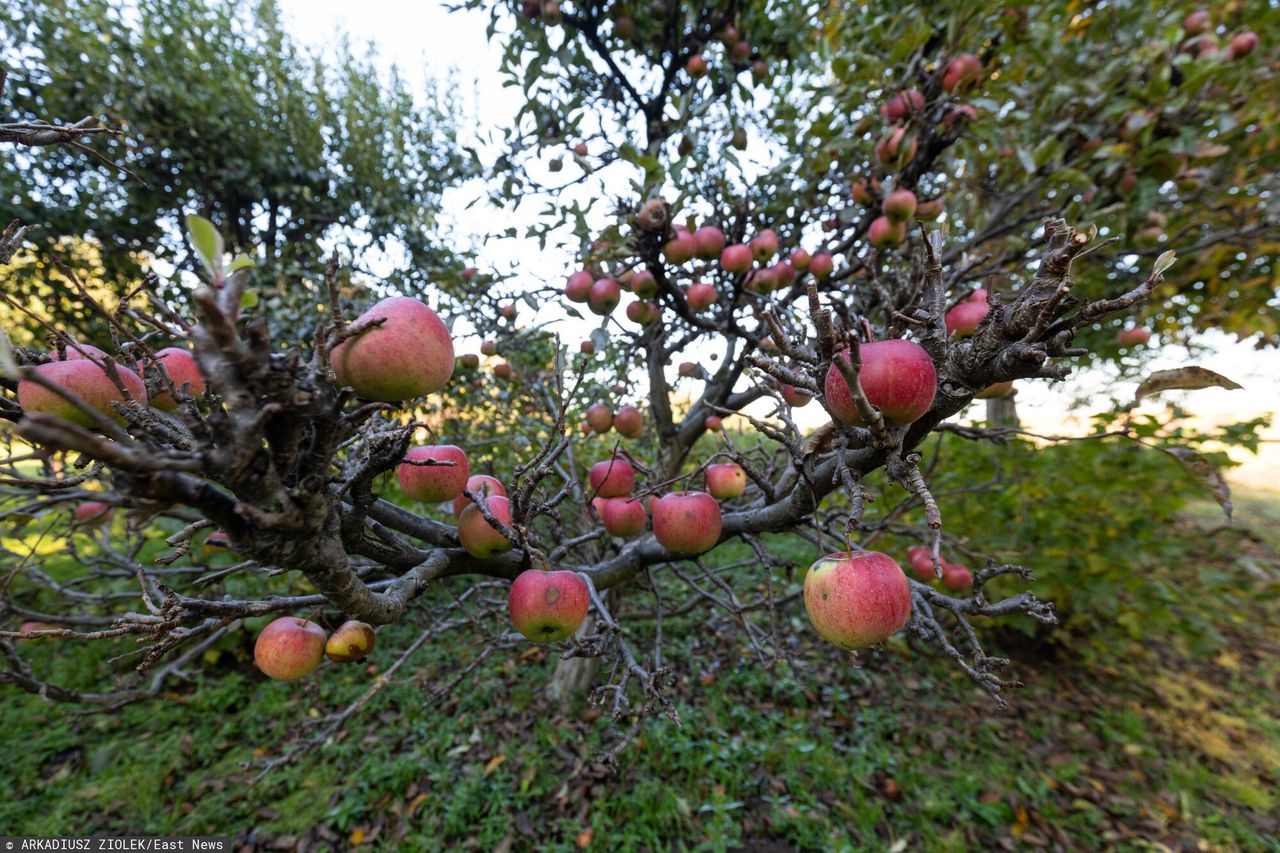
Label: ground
xmin=4 ymin=488 xmax=1278 ymax=851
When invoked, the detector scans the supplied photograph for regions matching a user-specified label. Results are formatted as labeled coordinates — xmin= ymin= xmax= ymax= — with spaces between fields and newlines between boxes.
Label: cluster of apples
xmin=1179 ymin=9 xmax=1259 ymax=61
xmin=582 ymin=402 xmax=644 ymax=438
xmin=585 ymin=453 xmax=724 ymax=555
xmin=254 ymin=616 xmax=376 ymax=680
xmin=905 ymin=545 xmax=973 ymax=593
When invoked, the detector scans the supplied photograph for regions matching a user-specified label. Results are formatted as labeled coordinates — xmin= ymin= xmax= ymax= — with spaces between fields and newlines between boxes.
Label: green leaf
xmin=1152 ymin=250 xmax=1177 ymax=278
xmin=239 ymin=290 xmax=259 ymax=310
xmin=227 ymin=254 xmax=256 ymax=273
xmin=186 ymin=214 xmax=224 ymax=276
xmin=0 ymin=330 xmax=16 ymax=378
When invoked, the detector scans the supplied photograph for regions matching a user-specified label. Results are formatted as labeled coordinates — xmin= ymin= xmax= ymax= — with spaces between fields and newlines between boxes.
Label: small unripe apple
xmin=461 ymin=267 xmax=478 ymax=282
xmin=73 ymin=500 xmax=114 ymax=525
xmin=809 ymin=253 xmax=834 ymax=279
xmin=18 ymin=359 xmax=148 ymax=428
xmin=325 ymin=620 xmax=376 ymax=662
xmin=140 ymin=347 xmax=205 ymax=411
xmin=565 ymin=270 xmax=594 ymax=302
xmin=824 ymin=340 xmax=937 ymax=427
xmin=458 ymin=496 xmax=514 ymax=558
xmin=601 ymin=497 xmax=647 ymax=537
xmin=652 ymin=491 xmax=722 ymax=554
xmin=868 ymin=216 xmax=906 ymax=249
xmin=589 ymin=456 xmax=635 ymax=498
xmin=1182 ymin=9 xmax=1210 ymax=36
xmin=579 ymin=340 xmax=595 ymax=354
xmin=631 ymin=269 xmax=658 ymax=298
xmin=480 ymin=340 xmax=498 ymax=356
xmin=914 ymin=198 xmax=944 ymax=220
xmin=1117 ymin=326 xmax=1151 ymax=346
xmin=399 ymin=444 xmax=470 ymax=503
xmin=941 ymin=53 xmax=983 ymax=93
xmin=976 ymin=381 xmax=1015 ymax=399
xmin=789 ymin=249 xmax=812 ymax=272
xmin=704 ymin=414 xmax=723 ymax=431
xmin=941 ymin=561 xmax=973 ymax=593
xmin=626 ymin=300 xmax=661 ymax=326
xmin=493 ymin=362 xmax=513 ymax=379
xmin=882 ymin=189 xmax=918 ymax=222
xmin=254 ymin=617 xmax=327 ymax=680
xmin=330 ymin=297 xmax=454 ymax=401
xmin=1228 ymin=31 xmax=1258 ymax=59
xmin=686 ymin=54 xmax=708 ymax=78
xmin=686 ymin=282 xmax=717 ymax=312
xmin=706 ymin=463 xmax=747 ymax=500
xmin=905 ymin=545 xmax=935 ymax=581
xmin=876 ymin=127 xmax=917 ymax=169
xmin=731 ymin=40 xmax=751 ymax=62
xmin=750 ymin=229 xmax=778 ymax=263
xmin=452 ymin=474 xmax=506 ymax=516
xmin=508 ymin=569 xmax=590 ymax=642
xmin=781 ymin=384 xmax=812 ymax=407
xmin=588 ymin=278 xmax=622 ymax=315
xmin=751 ymin=59 xmax=768 ymax=80
xmin=945 ymin=301 xmax=989 ymax=338
xmin=664 ymin=228 xmax=698 ymax=265
xmin=459 ymin=353 xmax=480 ymax=369
xmin=693 ymin=226 xmax=726 ymax=259
xmin=613 ymin=405 xmax=643 ymax=438
xmin=586 ymin=403 xmax=613 ymax=433
xmin=803 ymin=551 xmax=912 ymax=650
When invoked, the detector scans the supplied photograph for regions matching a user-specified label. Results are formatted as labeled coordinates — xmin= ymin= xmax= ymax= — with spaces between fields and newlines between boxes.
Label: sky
xmin=275 ymin=0 xmax=1279 ymax=488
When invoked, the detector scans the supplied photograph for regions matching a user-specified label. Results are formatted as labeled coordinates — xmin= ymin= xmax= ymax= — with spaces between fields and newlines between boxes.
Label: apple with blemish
xmin=254 ymin=616 xmax=327 ymax=680
xmin=508 ymin=569 xmax=590 ymax=642
xmin=652 ymin=491 xmax=722 ymax=554
xmin=325 ymin=620 xmax=376 ymax=663
xmin=706 ymin=463 xmax=747 ymax=500
xmin=803 ymin=551 xmax=912 ymax=649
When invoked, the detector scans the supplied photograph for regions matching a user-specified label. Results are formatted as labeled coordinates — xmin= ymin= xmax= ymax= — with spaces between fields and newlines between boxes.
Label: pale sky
xmin=276 ymin=0 xmax=1279 ymax=487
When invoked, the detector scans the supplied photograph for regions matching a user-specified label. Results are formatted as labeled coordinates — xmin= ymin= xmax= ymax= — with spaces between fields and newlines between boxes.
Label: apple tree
xmin=1 ymin=0 xmax=1275 ymax=763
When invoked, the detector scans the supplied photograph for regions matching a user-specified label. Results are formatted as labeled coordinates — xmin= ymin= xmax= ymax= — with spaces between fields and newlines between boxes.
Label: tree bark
xmin=986 ymin=396 xmax=1019 ymax=427
xmin=544 ymin=613 xmax=599 ymax=707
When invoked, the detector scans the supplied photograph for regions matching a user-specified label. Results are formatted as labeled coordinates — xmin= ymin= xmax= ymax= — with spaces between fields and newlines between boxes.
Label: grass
xmin=4 ymin=492 xmax=1279 ymax=850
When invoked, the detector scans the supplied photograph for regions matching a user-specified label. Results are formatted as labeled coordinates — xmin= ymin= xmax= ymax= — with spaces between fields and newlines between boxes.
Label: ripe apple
xmin=824 ymin=340 xmax=937 ymax=427
xmin=704 ymin=414 xmax=723 ymax=431
xmin=18 ymin=359 xmax=148 ymax=427
xmin=461 ymin=267 xmax=477 ymax=282
xmin=751 ymin=60 xmax=768 ymax=80
xmin=579 ymin=340 xmax=595 ymax=354
xmin=869 ymin=216 xmax=906 ymax=249
xmin=809 ymin=253 xmax=834 ymax=279
xmin=750 ymin=229 xmax=779 ymax=263
xmin=789 ymin=249 xmax=812 ymax=271
xmin=398 ymin=445 xmax=470 ymax=503
xmin=678 ymin=362 xmax=700 ymax=378
xmin=721 ymin=243 xmax=753 ymax=273
xmin=941 ymin=561 xmax=973 ymax=593
xmin=493 ymin=362 xmax=513 ymax=379
xmin=770 ymin=262 xmax=799 ymax=289
xmin=73 ymin=501 xmax=114 ymax=525
xmin=905 ymin=545 xmax=935 ymax=581
xmin=565 ymin=270 xmax=594 ymax=302
xmin=706 ymin=463 xmax=747 ymax=500
xmin=1182 ymin=9 xmax=1210 ymax=35
xmin=452 ymin=474 xmax=506 ymax=516
xmin=664 ymin=227 xmax=698 ymax=265
xmin=458 ymin=496 xmax=515 ymax=558
xmin=330 ymin=297 xmax=454 ymax=401
xmin=325 ymin=620 xmax=376 ymax=662
xmin=945 ymin=301 xmax=989 ymax=338
xmin=18 ymin=621 xmax=61 ymax=642
xmin=1117 ymin=326 xmax=1151 ymax=346
xmin=589 ymin=456 xmax=635 ymax=498
xmin=942 ymin=53 xmax=983 ymax=93
xmin=693 ymin=226 xmax=726 ymax=260
xmin=686 ymin=55 xmax=708 ymax=78
xmin=500 ymin=303 xmax=518 ymax=320
xmin=254 ymin=616 xmax=327 ymax=680
xmin=802 ymin=551 xmax=912 ymax=650
xmin=876 ymin=127 xmax=917 ymax=169
xmin=588 ymin=278 xmax=622 ymax=315
xmin=49 ymin=341 xmax=109 ymax=361
xmin=944 ymin=104 xmax=979 ymax=127
xmin=850 ymin=179 xmax=874 ymax=205
xmin=601 ymin=497 xmax=647 ymax=537
xmin=686 ymin=282 xmax=717 ymax=312
xmin=586 ymin=403 xmax=613 ymax=433
xmin=140 ymin=347 xmax=205 ymax=411
xmin=1228 ymin=31 xmax=1258 ymax=59
xmin=781 ymin=384 xmax=812 ymax=407
xmin=915 ymin=198 xmax=944 ymax=220
xmin=976 ymin=381 xmax=1015 ymax=399
xmin=652 ymin=491 xmax=722 ymax=554
xmin=508 ymin=569 xmax=590 ymax=642
xmin=731 ymin=40 xmax=751 ymax=62
xmin=613 ymin=405 xmax=643 ymax=438
xmin=880 ymin=89 xmax=925 ymax=122
xmin=480 ymin=340 xmax=498 ymax=356
xmin=459 ymin=353 xmax=480 ymax=369
xmin=631 ymin=268 xmax=659 ymax=298
xmin=882 ymin=189 xmax=917 ymax=222
xmin=626 ymin=300 xmax=661 ymax=326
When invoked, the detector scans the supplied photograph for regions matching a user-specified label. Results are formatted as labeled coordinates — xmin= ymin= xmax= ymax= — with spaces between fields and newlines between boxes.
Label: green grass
xmin=4 ymin=496 xmax=1279 ymax=850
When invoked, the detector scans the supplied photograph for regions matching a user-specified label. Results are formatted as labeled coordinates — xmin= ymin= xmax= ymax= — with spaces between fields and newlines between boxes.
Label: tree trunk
xmin=986 ymin=395 xmax=1019 ymax=427
xmin=544 ymin=613 xmax=600 ymax=707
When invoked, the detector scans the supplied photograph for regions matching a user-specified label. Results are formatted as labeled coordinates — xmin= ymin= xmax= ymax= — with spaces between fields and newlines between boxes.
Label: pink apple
xmin=781 ymin=384 xmax=812 ymax=407
xmin=601 ymin=497 xmax=648 ymax=537
xmin=905 ymin=545 xmax=935 ymax=581
xmin=398 ymin=445 xmax=470 ymax=503
xmin=565 ymin=270 xmax=594 ymax=302
xmin=452 ymin=475 xmax=506 ymax=516
xmin=589 ymin=456 xmax=635 ymax=498
xmin=824 ymin=340 xmax=937 ymax=427
xmin=809 ymin=253 xmax=834 ymax=279
xmin=1117 ymin=326 xmax=1151 ymax=346
xmin=73 ymin=501 xmax=114 ymax=525
xmin=330 ymin=297 xmax=454 ymax=401
xmin=18 ymin=359 xmax=147 ymax=427
xmin=789 ymin=249 xmax=812 ymax=271
xmin=750 ymin=229 xmax=779 ymax=263
xmin=653 ymin=491 xmax=722 ymax=554
xmin=586 ymin=403 xmax=613 ymax=433
xmin=626 ymin=300 xmax=661 ymax=326
xmin=508 ymin=569 xmax=590 ymax=642
xmin=945 ymin=301 xmax=989 ymax=338
xmin=941 ymin=561 xmax=973 ymax=593
xmin=942 ymin=53 xmax=983 ymax=93
xmin=664 ymin=228 xmax=698 ymax=265
xmin=686 ymin=54 xmax=708 ymax=78
xmin=138 ymin=347 xmax=205 ymax=410
xmin=720 ymin=243 xmax=753 ymax=273
xmin=458 ymin=495 xmax=514 ymax=558
xmin=704 ymin=414 xmax=723 ymax=431
xmin=976 ymin=381 xmax=1014 ymax=399
xmin=631 ymin=268 xmax=659 ymax=298
xmin=254 ymin=616 xmax=327 ymax=680
xmin=693 ymin=226 xmax=726 ymax=259
xmin=686 ymin=282 xmax=717 ymax=312
xmin=880 ymin=89 xmax=925 ymax=122
xmin=803 ymin=551 xmax=912 ymax=649
xmin=706 ymin=463 xmax=747 ymax=500
xmin=869 ymin=216 xmax=907 ymax=249
xmin=588 ymin=278 xmax=622 ymax=315
xmin=882 ymin=189 xmax=917 ymax=222
xmin=613 ymin=405 xmax=643 ymax=438
xmin=1228 ymin=31 xmax=1259 ymax=59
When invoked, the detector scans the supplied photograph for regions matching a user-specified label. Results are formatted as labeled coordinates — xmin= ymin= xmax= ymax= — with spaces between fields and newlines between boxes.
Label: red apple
xmin=565 ymin=270 xmax=594 ymax=302
xmin=686 ymin=54 xmax=708 ymax=78
xmin=803 ymin=551 xmax=912 ymax=649
xmin=613 ymin=405 xmax=643 ymax=438
xmin=704 ymin=414 xmax=723 ymax=431
xmin=254 ymin=616 xmax=327 ymax=680
xmin=73 ymin=500 xmax=114 ymax=525
xmin=139 ymin=347 xmax=205 ymax=410
xmin=631 ymin=268 xmax=659 ymax=298
xmin=1228 ymin=31 xmax=1258 ymax=59
xmin=781 ymin=384 xmax=812 ymax=407
xmin=586 ymin=403 xmax=614 ymax=433
xmin=588 ymin=278 xmax=622 ymax=315
xmin=49 ymin=341 xmax=108 ymax=361
xmin=1182 ymin=9 xmax=1210 ymax=35
xmin=876 ymin=127 xmax=917 ymax=169
xmin=458 ymin=495 xmax=515 ymax=558
xmin=942 ymin=53 xmax=983 ymax=93
xmin=905 ymin=545 xmax=935 ymax=581
xmin=915 ymin=198 xmax=944 ymax=220
xmin=480 ymin=340 xmax=498 ymax=356
xmin=508 ymin=569 xmax=590 ymax=642
xmin=976 ymin=381 xmax=1014 ymax=399
xmin=580 ymin=340 xmax=595 ymax=354
xmin=330 ymin=297 xmax=454 ymax=401
xmin=325 ymin=620 xmax=376 ymax=662
xmin=18 ymin=359 xmax=147 ymax=427
xmin=851 ymin=179 xmax=875 ymax=205
xmin=882 ymin=189 xmax=917 ymax=222
xmin=500 ymin=303 xmax=518 ymax=320
xmin=692 ymin=225 xmax=726 ymax=260
xmin=809 ymin=253 xmax=834 ymax=279
xmin=880 ymin=89 xmax=925 ymax=122
xmin=720 ymin=243 xmax=753 ymax=273
xmin=601 ymin=497 xmax=648 ymax=537
xmin=652 ymin=491 xmax=722 ymax=554
xmin=589 ymin=456 xmax=635 ymax=498
xmin=869 ymin=216 xmax=906 ymax=249
xmin=452 ymin=475 xmax=506 ymax=516
xmin=750 ymin=229 xmax=779 ymax=263
xmin=824 ymin=340 xmax=937 ymax=427
xmin=461 ymin=267 xmax=478 ymax=282
xmin=1117 ymin=326 xmax=1151 ymax=346
xmin=459 ymin=353 xmax=480 ymax=369
xmin=678 ymin=362 xmax=700 ymax=378
xmin=945 ymin=301 xmax=989 ymax=338
xmin=686 ymin=282 xmax=717 ymax=312
xmin=706 ymin=463 xmax=747 ymax=500
xmin=789 ymin=249 xmax=812 ymax=271
xmin=626 ymin=300 xmax=661 ymax=326
xmin=664 ymin=227 xmax=698 ymax=265
xmin=493 ymin=362 xmax=513 ymax=379
xmin=731 ymin=40 xmax=751 ymax=62
xmin=941 ymin=561 xmax=973 ymax=593
xmin=398 ymin=445 xmax=470 ymax=503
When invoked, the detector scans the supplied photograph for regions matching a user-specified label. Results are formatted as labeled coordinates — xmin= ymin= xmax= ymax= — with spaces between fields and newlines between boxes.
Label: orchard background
xmin=2 ymin=0 xmax=1279 ymax=849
